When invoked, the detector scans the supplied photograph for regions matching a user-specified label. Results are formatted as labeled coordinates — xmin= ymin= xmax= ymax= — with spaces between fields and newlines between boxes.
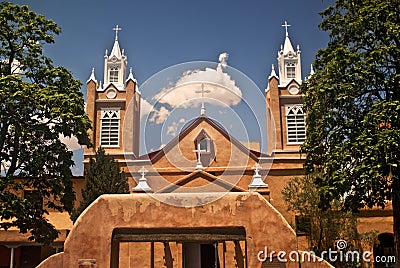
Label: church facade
xmin=0 ymin=24 xmax=395 ymax=268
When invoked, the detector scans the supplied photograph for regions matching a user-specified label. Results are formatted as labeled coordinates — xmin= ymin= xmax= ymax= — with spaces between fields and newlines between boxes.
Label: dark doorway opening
xmin=182 ymin=243 xmax=220 ymax=268
xmin=20 ymin=246 xmax=41 ymax=268
xmin=111 ymin=227 xmax=246 ymax=268
xmin=201 ymin=244 xmax=219 ymax=268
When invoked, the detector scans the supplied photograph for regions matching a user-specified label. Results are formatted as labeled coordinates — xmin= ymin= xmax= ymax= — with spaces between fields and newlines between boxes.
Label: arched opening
xmin=194 ymin=130 xmax=215 ymax=168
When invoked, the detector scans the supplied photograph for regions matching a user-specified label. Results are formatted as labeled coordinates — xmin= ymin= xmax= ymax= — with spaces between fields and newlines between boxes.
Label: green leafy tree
xmin=301 ymin=0 xmax=400 ymax=265
xmin=70 ymin=148 xmax=129 ymax=222
xmin=0 ymin=2 xmax=91 ymax=243
xmin=282 ymin=176 xmax=362 ymax=267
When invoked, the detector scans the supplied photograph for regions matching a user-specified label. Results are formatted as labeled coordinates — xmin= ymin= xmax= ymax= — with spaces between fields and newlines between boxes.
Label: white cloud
xmin=166 ymin=118 xmax=187 ymax=136
xmin=153 ymin=52 xmax=242 ymax=109
xmin=219 ymin=52 xmax=228 ymax=67
xmin=142 ymin=99 xmax=171 ymax=124
xmin=141 ymin=99 xmax=154 ymax=117
xmin=149 ymin=106 xmax=170 ymax=124
xmin=59 ymin=134 xmax=82 ymax=151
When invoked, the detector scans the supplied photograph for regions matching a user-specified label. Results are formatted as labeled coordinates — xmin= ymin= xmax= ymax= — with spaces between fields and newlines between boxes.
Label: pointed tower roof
xmin=282 ymin=21 xmax=294 ymax=54
xmin=268 ymin=64 xmax=279 ymax=80
xmin=86 ymin=68 xmax=97 ymax=84
xmin=110 ymin=25 xmax=122 ymax=58
xmin=125 ymin=67 xmax=137 ymax=83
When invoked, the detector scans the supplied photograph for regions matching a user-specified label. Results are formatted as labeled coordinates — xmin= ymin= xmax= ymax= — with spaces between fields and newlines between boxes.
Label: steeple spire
xmin=104 ymin=25 xmax=127 ymax=90
xmin=195 ymin=84 xmax=211 ymax=116
xmin=282 ymin=21 xmax=294 ymax=55
xmin=277 ymin=21 xmax=302 ymax=86
xmin=110 ymin=25 xmax=122 ymax=58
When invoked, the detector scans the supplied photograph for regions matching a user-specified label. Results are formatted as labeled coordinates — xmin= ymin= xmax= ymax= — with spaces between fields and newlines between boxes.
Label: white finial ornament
xmin=195 ymin=84 xmax=211 ymax=116
xmin=282 ymin=21 xmax=291 ymax=37
xmin=132 ymin=166 xmax=153 ymax=193
xmin=86 ymin=67 xmax=97 ymax=83
xmin=113 ymin=25 xmax=122 ymax=41
xmin=248 ymin=163 xmax=269 ymax=190
xmin=253 ymin=163 xmax=261 ymax=176
xmin=269 ymin=64 xmax=278 ymax=79
xmin=126 ymin=67 xmax=137 ymax=83
xmin=139 ymin=166 xmax=148 ymax=177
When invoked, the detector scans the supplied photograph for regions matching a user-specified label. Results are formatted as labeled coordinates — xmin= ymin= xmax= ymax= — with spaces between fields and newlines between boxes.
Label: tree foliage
xmin=282 ymin=176 xmax=365 ymax=267
xmin=301 ymin=0 xmax=400 ymax=264
xmin=0 ymin=2 xmax=91 ymax=243
xmin=70 ymin=148 xmax=129 ymax=223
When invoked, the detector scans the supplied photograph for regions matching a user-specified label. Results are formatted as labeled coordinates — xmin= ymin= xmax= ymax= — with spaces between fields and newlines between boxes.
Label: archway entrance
xmin=111 ymin=227 xmax=247 ymax=268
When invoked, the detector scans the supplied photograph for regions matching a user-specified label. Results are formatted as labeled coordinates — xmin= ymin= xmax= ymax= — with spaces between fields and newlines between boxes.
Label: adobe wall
xmin=38 ymin=192 xmax=299 ymax=268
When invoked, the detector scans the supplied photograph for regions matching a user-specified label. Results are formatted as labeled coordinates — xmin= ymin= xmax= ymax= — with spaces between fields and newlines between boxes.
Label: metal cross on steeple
xmin=282 ymin=21 xmax=291 ymax=37
xmin=113 ymin=25 xmax=122 ymax=40
xmin=195 ymin=84 xmax=211 ymax=116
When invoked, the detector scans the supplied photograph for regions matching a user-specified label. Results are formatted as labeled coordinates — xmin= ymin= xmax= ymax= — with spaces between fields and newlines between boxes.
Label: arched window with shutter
xmin=285 ymin=105 xmax=306 ymax=144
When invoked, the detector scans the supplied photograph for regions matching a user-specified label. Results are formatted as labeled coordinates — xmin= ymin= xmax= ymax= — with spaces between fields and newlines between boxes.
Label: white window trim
xmin=100 ymin=108 xmax=120 ymax=148
xmin=285 ymin=104 xmax=306 ymax=145
xmin=286 ymin=61 xmax=296 ymax=79
xmin=109 ymin=67 xmax=119 ymax=83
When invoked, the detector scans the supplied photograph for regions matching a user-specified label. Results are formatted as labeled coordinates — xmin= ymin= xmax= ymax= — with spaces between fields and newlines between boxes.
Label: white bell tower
xmin=277 ymin=21 xmax=302 ymax=86
xmin=103 ymin=25 xmax=127 ymax=90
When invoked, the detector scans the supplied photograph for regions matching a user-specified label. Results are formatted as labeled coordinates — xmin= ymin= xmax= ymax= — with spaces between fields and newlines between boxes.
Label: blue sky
xmin=11 ymin=0 xmax=332 ymax=89
xmin=10 ymin=0 xmax=334 ymax=174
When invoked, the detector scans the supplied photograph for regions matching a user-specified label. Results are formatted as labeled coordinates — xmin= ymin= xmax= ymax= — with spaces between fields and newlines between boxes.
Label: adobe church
xmin=0 ymin=24 xmax=394 ymax=268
